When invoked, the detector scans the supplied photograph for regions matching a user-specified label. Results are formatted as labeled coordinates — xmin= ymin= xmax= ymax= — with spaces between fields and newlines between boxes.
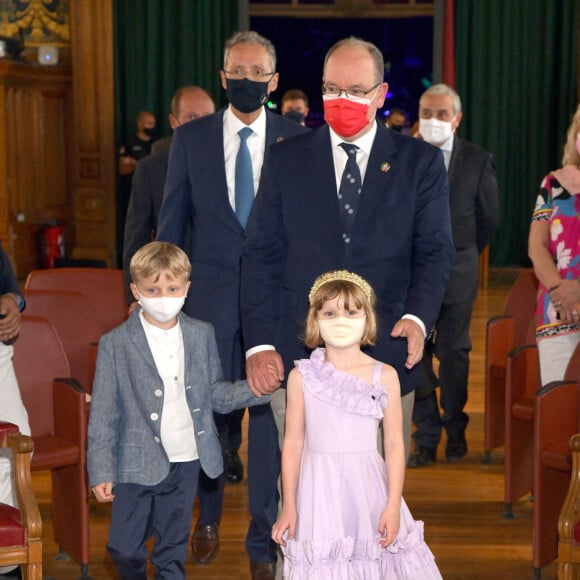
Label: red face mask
xmin=323 ymin=95 xmax=373 ymax=138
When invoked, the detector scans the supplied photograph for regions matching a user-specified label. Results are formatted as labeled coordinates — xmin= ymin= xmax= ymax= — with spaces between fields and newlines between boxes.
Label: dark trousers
xmin=197 ymin=333 xmax=245 ymax=525
xmin=108 ymin=460 xmax=200 ymax=580
xmin=246 ymin=403 xmax=280 ymax=563
xmin=412 ymin=300 xmax=473 ymax=451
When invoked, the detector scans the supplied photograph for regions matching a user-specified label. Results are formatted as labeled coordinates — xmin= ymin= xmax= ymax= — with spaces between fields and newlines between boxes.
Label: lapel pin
xmin=380 ymin=162 xmax=391 ymax=173
xmin=276 ymin=137 xmax=284 ymax=142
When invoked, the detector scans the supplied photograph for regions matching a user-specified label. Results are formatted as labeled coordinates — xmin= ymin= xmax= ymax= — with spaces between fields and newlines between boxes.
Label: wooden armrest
xmin=53 ymin=378 xmax=88 ymax=454
xmin=506 ymin=344 xmax=540 ymax=404
xmin=535 ymin=381 xmax=579 ymax=453
xmin=486 ymin=316 xmax=515 ymax=366
xmin=1 ymin=429 xmax=42 ymax=540
xmin=559 ymin=433 xmax=580 ymax=543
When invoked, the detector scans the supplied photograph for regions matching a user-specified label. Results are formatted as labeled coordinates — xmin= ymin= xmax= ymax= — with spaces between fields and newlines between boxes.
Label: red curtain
xmin=442 ymin=0 xmax=455 ymax=87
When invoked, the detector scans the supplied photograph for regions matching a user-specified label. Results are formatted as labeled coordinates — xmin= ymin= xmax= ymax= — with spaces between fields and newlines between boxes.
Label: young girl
xmin=271 ymin=270 xmax=442 ymax=578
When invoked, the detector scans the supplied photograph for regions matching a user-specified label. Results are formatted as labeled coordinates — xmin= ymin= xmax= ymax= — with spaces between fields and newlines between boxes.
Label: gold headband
xmin=308 ymin=270 xmax=372 ymax=305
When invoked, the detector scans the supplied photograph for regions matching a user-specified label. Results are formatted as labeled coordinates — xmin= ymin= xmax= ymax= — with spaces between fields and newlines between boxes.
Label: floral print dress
xmin=531 ymin=171 xmax=580 ymax=341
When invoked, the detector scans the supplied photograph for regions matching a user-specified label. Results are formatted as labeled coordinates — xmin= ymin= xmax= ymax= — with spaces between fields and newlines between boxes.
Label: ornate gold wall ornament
xmin=0 ymin=0 xmax=69 ymax=46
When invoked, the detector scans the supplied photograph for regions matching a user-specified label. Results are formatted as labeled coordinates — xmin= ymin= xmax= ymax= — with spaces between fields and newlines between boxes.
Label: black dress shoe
xmin=250 ymin=560 xmax=276 ymax=580
xmin=407 ymin=446 xmax=436 ymax=468
xmin=446 ymin=434 xmax=468 ymax=463
xmin=191 ymin=521 xmax=219 ymax=565
xmin=224 ymin=449 xmax=244 ymax=483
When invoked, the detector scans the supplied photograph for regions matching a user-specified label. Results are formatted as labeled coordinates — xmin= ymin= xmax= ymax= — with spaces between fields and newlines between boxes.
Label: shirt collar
xmin=139 ymin=309 xmax=181 ymax=338
xmin=224 ymin=105 xmax=267 ymax=139
xmin=328 ymin=120 xmax=378 ymax=157
xmin=439 ymin=133 xmax=455 ymax=154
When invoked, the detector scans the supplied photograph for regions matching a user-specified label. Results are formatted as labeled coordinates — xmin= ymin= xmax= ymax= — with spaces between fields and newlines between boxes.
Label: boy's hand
xmin=246 ymin=351 xmax=284 ymax=396
xmin=266 ymin=361 xmax=282 ymax=391
xmin=92 ymin=482 xmax=115 ymax=503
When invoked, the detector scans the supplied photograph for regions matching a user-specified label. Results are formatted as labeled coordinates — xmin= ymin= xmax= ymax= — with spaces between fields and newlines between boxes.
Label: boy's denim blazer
xmin=88 ymin=309 xmax=270 ymax=488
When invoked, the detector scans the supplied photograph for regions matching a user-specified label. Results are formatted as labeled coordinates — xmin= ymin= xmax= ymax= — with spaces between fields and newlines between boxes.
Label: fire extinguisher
xmin=41 ymin=220 xmax=65 ymax=268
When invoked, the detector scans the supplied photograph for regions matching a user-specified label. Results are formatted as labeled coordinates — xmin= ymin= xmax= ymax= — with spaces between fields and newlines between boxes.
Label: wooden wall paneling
xmin=69 ymin=0 xmax=116 ymax=266
xmin=0 ymin=63 xmax=73 ymax=277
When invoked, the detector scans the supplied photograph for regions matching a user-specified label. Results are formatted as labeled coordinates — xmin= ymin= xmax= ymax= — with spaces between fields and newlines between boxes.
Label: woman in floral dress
xmin=529 ymin=104 xmax=580 ymax=385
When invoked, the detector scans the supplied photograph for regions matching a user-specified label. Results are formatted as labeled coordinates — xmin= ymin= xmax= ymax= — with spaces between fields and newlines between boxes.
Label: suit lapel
xmin=179 ymin=315 xmax=196 ymax=388
xmin=126 ymin=311 xmax=159 ymax=375
xmin=307 ymin=126 xmax=345 ymax=235
xmin=209 ymin=109 xmax=242 ymax=233
xmin=353 ymin=123 xmax=397 ymax=233
xmin=447 ymin=136 xmax=463 ymax=186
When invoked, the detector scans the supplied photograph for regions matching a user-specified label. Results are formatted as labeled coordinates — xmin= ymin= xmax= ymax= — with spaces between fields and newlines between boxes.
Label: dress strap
xmin=372 ymin=361 xmax=383 ymax=384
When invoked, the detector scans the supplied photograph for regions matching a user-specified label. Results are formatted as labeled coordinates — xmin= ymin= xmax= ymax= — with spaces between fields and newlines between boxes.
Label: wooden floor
xmin=31 ymin=269 xmax=560 ymax=579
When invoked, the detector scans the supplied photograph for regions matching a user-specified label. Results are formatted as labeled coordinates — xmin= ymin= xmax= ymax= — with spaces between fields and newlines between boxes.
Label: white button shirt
xmin=139 ymin=312 xmax=198 ymax=462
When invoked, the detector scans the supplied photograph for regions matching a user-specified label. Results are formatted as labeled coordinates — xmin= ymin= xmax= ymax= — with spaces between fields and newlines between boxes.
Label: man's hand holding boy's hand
xmin=246 ymin=351 xmax=284 ymax=396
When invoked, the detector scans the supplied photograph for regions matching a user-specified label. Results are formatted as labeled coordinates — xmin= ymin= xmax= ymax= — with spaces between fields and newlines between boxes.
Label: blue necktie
xmin=338 ymin=143 xmax=361 ymax=244
xmin=235 ymin=127 xmax=254 ymax=229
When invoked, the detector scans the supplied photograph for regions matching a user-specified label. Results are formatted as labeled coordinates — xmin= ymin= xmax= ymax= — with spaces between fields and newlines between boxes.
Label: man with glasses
xmin=156 ymin=31 xmax=307 ymax=579
xmin=241 ymin=38 xmax=454 ymax=540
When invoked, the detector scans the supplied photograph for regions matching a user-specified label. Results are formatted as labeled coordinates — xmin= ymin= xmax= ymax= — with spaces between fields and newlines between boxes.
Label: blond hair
xmin=304 ymin=278 xmax=377 ymax=348
xmin=130 ymin=242 xmax=191 ymax=283
xmin=562 ymin=104 xmax=580 ymax=167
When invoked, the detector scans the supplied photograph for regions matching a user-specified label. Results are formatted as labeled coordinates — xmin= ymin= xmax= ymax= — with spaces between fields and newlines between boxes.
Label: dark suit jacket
xmin=444 ymin=137 xmax=499 ymax=305
xmin=241 ymin=123 xmax=455 ymax=396
xmin=156 ymin=108 xmax=308 ymax=377
xmin=122 ymin=146 xmax=170 ymax=299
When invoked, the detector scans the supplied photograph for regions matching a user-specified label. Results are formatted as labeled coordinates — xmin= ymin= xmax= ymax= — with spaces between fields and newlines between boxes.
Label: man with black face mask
xmin=118 ymin=110 xmax=157 ymax=264
xmin=156 ymin=31 xmax=308 ymax=579
xmin=281 ymin=89 xmax=309 ymax=126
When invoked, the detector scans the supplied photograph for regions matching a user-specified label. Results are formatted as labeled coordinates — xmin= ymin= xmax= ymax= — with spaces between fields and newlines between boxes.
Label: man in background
xmin=408 ymin=83 xmax=499 ymax=468
xmin=117 ymin=110 xmax=157 ymax=264
xmin=280 ymin=88 xmax=309 ymax=126
xmin=122 ymin=86 xmax=215 ymax=301
xmin=384 ymin=107 xmax=407 ymax=132
xmin=156 ymin=31 xmax=308 ymax=579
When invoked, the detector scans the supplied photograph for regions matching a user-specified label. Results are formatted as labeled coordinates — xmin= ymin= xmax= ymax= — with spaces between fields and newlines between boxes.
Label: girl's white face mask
xmin=318 ymin=316 xmax=366 ymax=349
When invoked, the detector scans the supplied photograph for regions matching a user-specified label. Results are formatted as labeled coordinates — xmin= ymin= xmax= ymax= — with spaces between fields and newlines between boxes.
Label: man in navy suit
xmin=241 ymin=41 xmax=455 ymax=563
xmin=408 ymin=84 xmax=499 ymax=468
xmin=156 ymin=31 xmax=308 ymax=578
xmin=122 ymin=86 xmax=215 ymax=302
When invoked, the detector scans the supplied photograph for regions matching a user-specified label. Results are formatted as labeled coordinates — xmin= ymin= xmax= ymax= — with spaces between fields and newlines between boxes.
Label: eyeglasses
xmin=321 ymin=81 xmax=381 ymax=100
xmin=224 ymin=67 xmax=276 ymax=81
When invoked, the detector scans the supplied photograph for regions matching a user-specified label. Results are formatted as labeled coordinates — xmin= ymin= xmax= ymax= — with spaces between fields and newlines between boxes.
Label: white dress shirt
xmin=328 ymin=121 xmax=377 ymax=189
xmin=139 ymin=312 xmax=198 ymax=462
xmin=439 ymin=133 xmax=454 ymax=172
xmin=223 ymin=105 xmax=268 ymax=213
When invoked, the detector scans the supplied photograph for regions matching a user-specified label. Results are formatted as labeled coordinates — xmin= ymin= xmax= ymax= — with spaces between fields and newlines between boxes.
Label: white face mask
xmin=138 ymin=295 xmax=186 ymax=324
xmin=318 ymin=316 xmax=366 ymax=349
xmin=419 ymin=117 xmax=454 ymax=146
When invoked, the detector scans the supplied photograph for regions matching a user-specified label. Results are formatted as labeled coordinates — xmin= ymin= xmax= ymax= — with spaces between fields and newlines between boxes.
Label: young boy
xmin=87 ymin=241 xmax=274 ymax=579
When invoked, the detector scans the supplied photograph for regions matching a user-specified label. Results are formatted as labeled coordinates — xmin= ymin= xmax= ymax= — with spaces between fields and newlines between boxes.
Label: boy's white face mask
xmin=138 ymin=294 xmax=186 ymax=323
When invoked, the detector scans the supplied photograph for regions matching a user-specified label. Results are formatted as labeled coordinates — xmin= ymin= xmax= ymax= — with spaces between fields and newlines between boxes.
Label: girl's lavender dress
xmin=282 ymin=348 xmax=442 ymax=579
